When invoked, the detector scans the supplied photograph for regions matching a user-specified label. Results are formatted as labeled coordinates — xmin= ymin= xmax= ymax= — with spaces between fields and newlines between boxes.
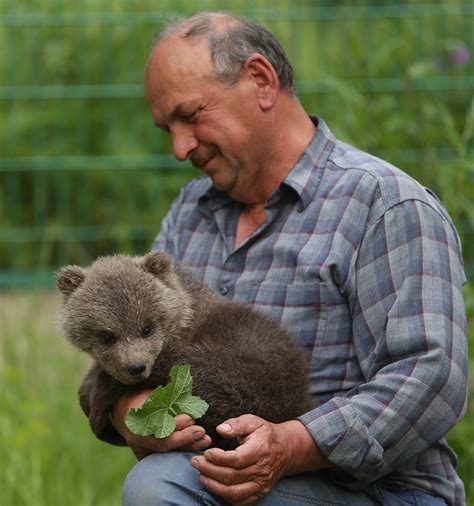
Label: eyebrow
xmin=153 ymin=101 xmax=197 ymax=130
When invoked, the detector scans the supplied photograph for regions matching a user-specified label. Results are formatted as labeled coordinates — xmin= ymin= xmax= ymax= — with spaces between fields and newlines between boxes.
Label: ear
xmin=56 ymin=266 xmax=86 ymax=296
xmin=142 ymin=251 xmax=172 ymax=278
xmin=142 ymin=251 xmax=182 ymax=291
xmin=243 ymin=53 xmax=279 ymax=111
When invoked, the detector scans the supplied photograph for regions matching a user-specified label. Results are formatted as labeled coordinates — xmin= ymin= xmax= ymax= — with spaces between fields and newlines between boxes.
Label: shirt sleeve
xmin=298 ymin=199 xmax=468 ymax=483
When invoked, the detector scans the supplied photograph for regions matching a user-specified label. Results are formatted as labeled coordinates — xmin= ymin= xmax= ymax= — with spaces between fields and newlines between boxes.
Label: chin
xmin=119 ymin=374 xmax=147 ymax=385
xmin=203 ymin=163 xmax=239 ymax=191
xmin=210 ymin=174 xmax=239 ymax=194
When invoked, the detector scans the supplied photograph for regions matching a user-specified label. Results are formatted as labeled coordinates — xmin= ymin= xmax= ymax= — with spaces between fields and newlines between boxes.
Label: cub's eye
xmin=99 ymin=331 xmax=117 ymax=344
xmin=142 ymin=325 xmax=153 ymax=338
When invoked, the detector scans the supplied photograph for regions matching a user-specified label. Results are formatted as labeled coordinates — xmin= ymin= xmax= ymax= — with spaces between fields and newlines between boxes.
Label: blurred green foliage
xmin=0 ymin=0 xmax=473 ymax=504
xmin=0 ymin=0 xmax=472 ymax=281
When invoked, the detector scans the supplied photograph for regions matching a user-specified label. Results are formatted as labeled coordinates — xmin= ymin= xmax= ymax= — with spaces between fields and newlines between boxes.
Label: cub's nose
xmin=128 ymin=364 xmax=146 ymax=376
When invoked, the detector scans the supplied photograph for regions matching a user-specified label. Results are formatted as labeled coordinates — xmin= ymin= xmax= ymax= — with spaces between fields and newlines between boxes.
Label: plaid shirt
xmin=152 ymin=116 xmax=468 ymax=505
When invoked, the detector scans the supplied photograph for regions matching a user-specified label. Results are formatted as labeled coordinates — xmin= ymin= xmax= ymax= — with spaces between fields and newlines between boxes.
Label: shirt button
xmin=219 ymin=286 xmax=228 ymax=296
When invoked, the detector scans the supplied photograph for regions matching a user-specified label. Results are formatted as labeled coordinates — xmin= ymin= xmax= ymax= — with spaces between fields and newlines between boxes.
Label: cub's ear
xmin=142 ymin=251 xmax=172 ymax=278
xmin=56 ymin=266 xmax=86 ymax=296
xmin=142 ymin=251 xmax=182 ymax=290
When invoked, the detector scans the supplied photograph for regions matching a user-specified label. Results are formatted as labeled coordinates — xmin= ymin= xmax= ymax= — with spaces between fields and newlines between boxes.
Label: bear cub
xmin=56 ymin=251 xmax=314 ymax=449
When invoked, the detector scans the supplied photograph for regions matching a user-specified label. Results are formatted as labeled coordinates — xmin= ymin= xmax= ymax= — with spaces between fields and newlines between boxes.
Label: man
xmin=85 ymin=11 xmax=468 ymax=505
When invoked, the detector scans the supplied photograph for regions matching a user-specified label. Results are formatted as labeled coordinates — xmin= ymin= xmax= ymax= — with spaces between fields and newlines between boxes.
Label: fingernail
xmin=218 ymin=423 xmax=232 ymax=432
xmin=193 ymin=431 xmax=204 ymax=441
xmin=195 ymin=439 xmax=209 ymax=450
xmin=191 ymin=458 xmax=200 ymax=470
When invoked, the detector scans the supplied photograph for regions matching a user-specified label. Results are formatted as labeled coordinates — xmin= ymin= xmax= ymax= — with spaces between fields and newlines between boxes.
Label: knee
xmin=122 ymin=455 xmax=162 ymax=506
xmin=122 ymin=452 xmax=200 ymax=506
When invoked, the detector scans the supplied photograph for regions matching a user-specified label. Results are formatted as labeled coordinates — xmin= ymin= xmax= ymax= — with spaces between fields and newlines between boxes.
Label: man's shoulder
xmin=326 ymin=139 xmax=440 ymax=222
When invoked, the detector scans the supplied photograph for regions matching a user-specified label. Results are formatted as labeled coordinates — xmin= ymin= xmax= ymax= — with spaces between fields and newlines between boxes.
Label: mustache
xmin=190 ymin=146 xmax=220 ymax=168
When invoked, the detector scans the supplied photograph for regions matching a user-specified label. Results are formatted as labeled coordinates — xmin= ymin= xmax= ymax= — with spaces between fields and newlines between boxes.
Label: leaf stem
xmin=169 ymin=406 xmax=178 ymax=416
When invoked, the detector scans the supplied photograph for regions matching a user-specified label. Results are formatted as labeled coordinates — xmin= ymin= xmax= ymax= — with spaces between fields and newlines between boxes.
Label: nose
xmin=128 ymin=363 xmax=146 ymax=376
xmin=171 ymin=126 xmax=199 ymax=161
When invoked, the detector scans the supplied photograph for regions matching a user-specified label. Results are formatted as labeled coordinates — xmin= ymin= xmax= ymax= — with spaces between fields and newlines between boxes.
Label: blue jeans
xmin=122 ymin=452 xmax=447 ymax=505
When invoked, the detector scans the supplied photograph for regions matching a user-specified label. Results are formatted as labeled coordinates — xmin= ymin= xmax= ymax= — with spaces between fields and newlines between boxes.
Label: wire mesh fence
xmin=1 ymin=0 xmax=473 ymax=287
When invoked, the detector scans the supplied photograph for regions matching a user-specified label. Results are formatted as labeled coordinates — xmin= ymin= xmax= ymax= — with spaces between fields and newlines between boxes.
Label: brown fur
xmin=56 ymin=251 xmax=314 ymax=449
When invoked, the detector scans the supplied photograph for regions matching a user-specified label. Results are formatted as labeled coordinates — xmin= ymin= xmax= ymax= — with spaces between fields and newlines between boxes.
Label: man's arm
xmin=190 ymin=415 xmax=332 ymax=505
xmin=189 ymin=200 xmax=467 ymax=504
xmin=300 ymin=199 xmax=468 ymax=482
xmin=110 ymin=391 xmax=212 ymax=459
xmin=77 ymin=367 xmax=212 ymax=455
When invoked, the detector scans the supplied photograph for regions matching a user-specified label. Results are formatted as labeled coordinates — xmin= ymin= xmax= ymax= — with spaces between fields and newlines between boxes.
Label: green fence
xmin=1 ymin=0 xmax=473 ymax=287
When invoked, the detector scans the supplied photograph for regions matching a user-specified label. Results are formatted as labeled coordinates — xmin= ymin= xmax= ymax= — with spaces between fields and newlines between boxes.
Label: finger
xmin=157 ymin=425 xmax=208 ymax=452
xmin=127 ymin=424 xmax=207 ymax=453
xmin=132 ymin=433 xmax=211 ymax=458
xmin=199 ymin=475 xmax=263 ymax=505
xmin=181 ymin=434 xmax=213 ymax=452
xmin=202 ymin=438 xmax=262 ymax=469
xmin=191 ymin=455 xmax=254 ymax=485
xmin=123 ymin=414 xmax=195 ymax=445
xmin=174 ymin=414 xmax=196 ymax=430
xmin=216 ymin=414 xmax=266 ymax=440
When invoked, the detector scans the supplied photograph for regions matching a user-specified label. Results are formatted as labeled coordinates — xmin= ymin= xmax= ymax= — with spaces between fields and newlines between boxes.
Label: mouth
xmin=114 ymin=365 xmax=150 ymax=385
xmin=193 ymin=155 xmax=215 ymax=171
xmin=120 ymin=372 xmax=148 ymax=385
xmin=190 ymin=146 xmax=220 ymax=170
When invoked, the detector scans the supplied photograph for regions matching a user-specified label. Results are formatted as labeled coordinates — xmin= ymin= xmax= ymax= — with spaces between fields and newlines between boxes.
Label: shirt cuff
xmin=298 ymin=398 xmax=386 ymax=482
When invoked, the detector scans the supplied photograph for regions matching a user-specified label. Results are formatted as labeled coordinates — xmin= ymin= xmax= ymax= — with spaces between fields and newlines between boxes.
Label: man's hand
xmin=190 ymin=414 xmax=331 ymax=505
xmin=111 ymin=390 xmax=212 ymax=459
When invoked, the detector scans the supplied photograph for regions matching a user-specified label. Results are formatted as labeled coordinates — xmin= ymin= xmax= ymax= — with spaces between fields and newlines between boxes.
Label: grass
xmin=0 ymin=291 xmax=135 ymax=506
xmin=0 ymin=291 xmax=473 ymax=505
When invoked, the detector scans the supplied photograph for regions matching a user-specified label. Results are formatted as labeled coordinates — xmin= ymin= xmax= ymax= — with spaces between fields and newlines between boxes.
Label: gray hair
xmin=153 ymin=11 xmax=295 ymax=94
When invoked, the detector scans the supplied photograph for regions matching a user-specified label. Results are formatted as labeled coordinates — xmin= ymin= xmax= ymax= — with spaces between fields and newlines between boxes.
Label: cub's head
xmin=56 ymin=251 xmax=193 ymax=384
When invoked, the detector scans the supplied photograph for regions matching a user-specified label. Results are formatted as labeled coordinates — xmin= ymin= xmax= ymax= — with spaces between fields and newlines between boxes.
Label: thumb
xmin=216 ymin=414 xmax=266 ymax=439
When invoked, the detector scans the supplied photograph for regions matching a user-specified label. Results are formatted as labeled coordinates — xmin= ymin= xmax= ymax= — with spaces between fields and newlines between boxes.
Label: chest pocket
xmin=235 ymin=281 xmax=328 ymax=362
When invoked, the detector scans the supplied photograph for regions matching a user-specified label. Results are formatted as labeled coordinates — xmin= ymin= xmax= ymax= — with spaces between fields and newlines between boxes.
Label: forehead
xmin=144 ymin=35 xmax=215 ymax=109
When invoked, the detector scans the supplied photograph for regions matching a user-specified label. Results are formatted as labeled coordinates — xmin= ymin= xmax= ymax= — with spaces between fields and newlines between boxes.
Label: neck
xmin=235 ymin=204 xmax=267 ymax=247
xmin=240 ymin=98 xmax=316 ymax=206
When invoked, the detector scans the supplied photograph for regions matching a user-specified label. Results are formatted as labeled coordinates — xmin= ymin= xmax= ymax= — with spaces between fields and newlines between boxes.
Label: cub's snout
xmin=128 ymin=363 xmax=146 ymax=377
xmin=95 ymin=350 xmax=155 ymax=385
xmin=114 ymin=359 xmax=153 ymax=384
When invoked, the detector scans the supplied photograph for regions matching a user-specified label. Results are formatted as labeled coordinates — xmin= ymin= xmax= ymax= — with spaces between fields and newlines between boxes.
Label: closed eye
xmin=153 ymin=112 xmax=197 ymax=132
xmin=179 ymin=110 xmax=198 ymax=123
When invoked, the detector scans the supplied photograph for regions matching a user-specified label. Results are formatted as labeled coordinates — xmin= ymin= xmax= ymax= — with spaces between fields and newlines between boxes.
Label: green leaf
xmin=125 ymin=365 xmax=209 ymax=439
xmin=126 ymin=404 xmax=176 ymax=439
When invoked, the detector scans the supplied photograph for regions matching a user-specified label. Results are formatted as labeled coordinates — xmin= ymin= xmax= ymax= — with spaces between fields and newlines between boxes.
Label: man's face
xmin=144 ymin=35 xmax=265 ymax=202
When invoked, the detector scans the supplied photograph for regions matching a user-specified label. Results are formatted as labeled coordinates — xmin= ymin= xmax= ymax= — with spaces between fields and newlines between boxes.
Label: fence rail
xmin=1 ymin=1 xmax=473 ymax=287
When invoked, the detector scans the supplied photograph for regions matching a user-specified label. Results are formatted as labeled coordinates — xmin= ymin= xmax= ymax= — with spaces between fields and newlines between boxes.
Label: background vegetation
xmin=0 ymin=0 xmax=472 ymax=504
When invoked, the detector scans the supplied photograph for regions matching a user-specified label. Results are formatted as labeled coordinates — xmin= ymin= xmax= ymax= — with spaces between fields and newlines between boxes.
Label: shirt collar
xmin=282 ymin=115 xmax=335 ymax=211
xmin=198 ymin=115 xmax=335 ymax=213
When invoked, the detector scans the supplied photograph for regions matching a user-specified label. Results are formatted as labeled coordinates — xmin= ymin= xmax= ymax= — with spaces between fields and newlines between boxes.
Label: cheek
xmin=69 ymin=333 xmax=96 ymax=356
xmin=141 ymin=338 xmax=164 ymax=359
xmin=194 ymin=122 xmax=219 ymax=146
xmin=92 ymin=345 xmax=115 ymax=363
xmin=195 ymin=113 xmax=235 ymax=147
